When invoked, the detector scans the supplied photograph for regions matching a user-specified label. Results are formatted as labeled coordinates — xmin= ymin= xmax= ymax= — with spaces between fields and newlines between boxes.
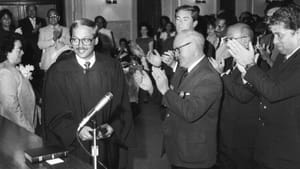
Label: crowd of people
xmin=0 ymin=1 xmax=300 ymax=169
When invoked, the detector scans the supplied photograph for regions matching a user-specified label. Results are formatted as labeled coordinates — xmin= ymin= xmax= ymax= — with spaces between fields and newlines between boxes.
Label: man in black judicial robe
xmin=43 ymin=18 xmax=134 ymax=169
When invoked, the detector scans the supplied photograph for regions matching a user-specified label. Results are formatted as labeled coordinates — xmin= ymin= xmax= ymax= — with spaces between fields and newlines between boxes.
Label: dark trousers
xmin=218 ymin=145 xmax=255 ymax=169
xmin=171 ymin=165 xmax=215 ymax=169
xmin=253 ymin=161 xmax=274 ymax=169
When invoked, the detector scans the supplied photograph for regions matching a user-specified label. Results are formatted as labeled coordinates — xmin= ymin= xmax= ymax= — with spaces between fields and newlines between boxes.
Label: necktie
xmin=83 ymin=61 xmax=90 ymax=74
xmin=176 ymin=67 xmax=187 ymax=88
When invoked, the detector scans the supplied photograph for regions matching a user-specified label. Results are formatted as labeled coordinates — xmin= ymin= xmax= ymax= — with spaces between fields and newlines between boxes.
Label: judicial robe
xmin=43 ymin=51 xmax=134 ymax=168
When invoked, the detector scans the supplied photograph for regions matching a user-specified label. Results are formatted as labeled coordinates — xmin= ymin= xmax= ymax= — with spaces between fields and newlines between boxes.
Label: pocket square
xmin=179 ymin=91 xmax=190 ymax=98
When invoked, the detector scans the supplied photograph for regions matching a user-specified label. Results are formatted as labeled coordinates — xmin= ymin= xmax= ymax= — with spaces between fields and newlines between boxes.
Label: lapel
xmin=271 ymin=49 xmax=300 ymax=77
xmin=25 ymin=17 xmax=34 ymax=30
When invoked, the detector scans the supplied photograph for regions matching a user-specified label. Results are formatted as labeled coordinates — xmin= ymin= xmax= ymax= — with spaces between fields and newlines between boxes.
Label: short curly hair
xmin=269 ymin=4 xmax=300 ymax=31
xmin=0 ymin=9 xmax=14 ymax=30
xmin=0 ymin=33 xmax=23 ymax=62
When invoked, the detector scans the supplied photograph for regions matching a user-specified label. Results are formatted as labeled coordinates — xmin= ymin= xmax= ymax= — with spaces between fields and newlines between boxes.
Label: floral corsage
xmin=17 ymin=64 xmax=34 ymax=80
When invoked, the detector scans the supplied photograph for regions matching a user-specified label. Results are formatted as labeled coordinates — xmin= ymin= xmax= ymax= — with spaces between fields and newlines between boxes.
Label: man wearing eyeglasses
xmin=43 ymin=18 xmax=133 ymax=169
xmin=209 ymin=23 xmax=263 ymax=169
xmin=227 ymin=4 xmax=300 ymax=169
xmin=136 ymin=30 xmax=222 ymax=169
xmin=38 ymin=9 xmax=70 ymax=71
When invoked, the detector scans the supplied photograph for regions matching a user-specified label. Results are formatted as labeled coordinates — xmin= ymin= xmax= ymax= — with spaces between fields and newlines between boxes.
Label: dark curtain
xmin=137 ymin=0 xmax=161 ymax=36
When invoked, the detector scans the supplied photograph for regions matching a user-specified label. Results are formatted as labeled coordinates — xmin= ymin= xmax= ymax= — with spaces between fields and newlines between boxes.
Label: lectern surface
xmin=0 ymin=116 xmax=92 ymax=169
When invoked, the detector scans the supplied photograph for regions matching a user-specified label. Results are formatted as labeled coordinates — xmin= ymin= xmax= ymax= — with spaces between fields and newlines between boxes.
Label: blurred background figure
xmin=136 ymin=22 xmax=154 ymax=56
xmin=18 ymin=4 xmax=46 ymax=68
xmin=94 ymin=15 xmax=116 ymax=56
xmin=206 ymin=15 xmax=217 ymax=48
xmin=116 ymin=38 xmax=131 ymax=63
xmin=38 ymin=8 xmax=70 ymax=71
xmin=0 ymin=9 xmax=15 ymax=47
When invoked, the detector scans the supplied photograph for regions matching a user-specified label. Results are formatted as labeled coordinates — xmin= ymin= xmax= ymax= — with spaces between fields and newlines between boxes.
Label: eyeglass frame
xmin=70 ymin=37 xmax=96 ymax=46
xmin=223 ymin=36 xmax=249 ymax=42
xmin=171 ymin=42 xmax=192 ymax=54
xmin=48 ymin=15 xmax=59 ymax=19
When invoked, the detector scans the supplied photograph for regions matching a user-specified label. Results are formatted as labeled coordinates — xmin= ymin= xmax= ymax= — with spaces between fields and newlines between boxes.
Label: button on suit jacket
xmin=245 ymin=49 xmax=300 ymax=169
xmin=162 ymin=57 xmax=222 ymax=168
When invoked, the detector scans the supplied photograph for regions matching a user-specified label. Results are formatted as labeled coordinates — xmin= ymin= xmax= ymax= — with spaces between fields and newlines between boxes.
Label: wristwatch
xmin=245 ymin=63 xmax=255 ymax=71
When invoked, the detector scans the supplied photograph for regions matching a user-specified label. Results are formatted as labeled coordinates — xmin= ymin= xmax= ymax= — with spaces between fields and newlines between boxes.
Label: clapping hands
xmin=146 ymin=49 xmax=177 ymax=69
xmin=151 ymin=67 xmax=169 ymax=95
xmin=227 ymin=39 xmax=256 ymax=67
xmin=133 ymin=70 xmax=154 ymax=94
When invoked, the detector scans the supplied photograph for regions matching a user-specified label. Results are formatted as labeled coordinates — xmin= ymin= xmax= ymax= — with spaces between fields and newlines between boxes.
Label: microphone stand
xmin=91 ymin=119 xmax=98 ymax=169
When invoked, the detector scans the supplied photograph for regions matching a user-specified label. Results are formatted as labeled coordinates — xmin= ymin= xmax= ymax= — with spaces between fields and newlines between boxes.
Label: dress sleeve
xmin=0 ymin=70 xmax=34 ymax=132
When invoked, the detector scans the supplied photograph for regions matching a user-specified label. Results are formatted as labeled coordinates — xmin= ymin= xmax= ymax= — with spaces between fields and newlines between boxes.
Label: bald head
xmin=175 ymin=30 xmax=205 ymax=51
xmin=226 ymin=23 xmax=253 ymax=48
xmin=174 ymin=30 xmax=205 ymax=68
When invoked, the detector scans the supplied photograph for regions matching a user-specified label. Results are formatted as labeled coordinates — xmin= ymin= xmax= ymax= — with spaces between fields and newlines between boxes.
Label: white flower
xmin=17 ymin=64 xmax=34 ymax=80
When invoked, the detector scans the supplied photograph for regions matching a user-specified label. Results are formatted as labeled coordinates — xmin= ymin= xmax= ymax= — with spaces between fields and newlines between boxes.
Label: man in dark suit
xmin=18 ymin=4 xmax=46 ymax=67
xmin=136 ymin=30 xmax=222 ymax=169
xmin=210 ymin=23 xmax=261 ymax=169
xmin=227 ymin=4 xmax=300 ymax=169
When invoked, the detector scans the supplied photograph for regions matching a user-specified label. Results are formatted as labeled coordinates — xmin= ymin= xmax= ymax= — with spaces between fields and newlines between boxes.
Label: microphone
xmin=77 ymin=92 xmax=113 ymax=131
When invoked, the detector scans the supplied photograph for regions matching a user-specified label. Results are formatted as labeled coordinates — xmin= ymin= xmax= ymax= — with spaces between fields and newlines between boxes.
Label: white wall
xmin=162 ymin=0 xmax=218 ymax=23
xmin=252 ymin=0 xmax=266 ymax=16
xmin=236 ymin=0 xmax=251 ymax=17
xmin=64 ymin=0 xmax=136 ymax=43
xmin=82 ymin=0 xmax=132 ymax=21
xmin=180 ymin=0 xmax=218 ymax=15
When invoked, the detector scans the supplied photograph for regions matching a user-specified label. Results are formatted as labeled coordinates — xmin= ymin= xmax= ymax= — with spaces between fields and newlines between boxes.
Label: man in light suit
xmin=227 ymin=4 xmax=300 ymax=169
xmin=18 ymin=4 xmax=46 ymax=67
xmin=38 ymin=9 xmax=70 ymax=71
xmin=135 ymin=30 xmax=222 ymax=169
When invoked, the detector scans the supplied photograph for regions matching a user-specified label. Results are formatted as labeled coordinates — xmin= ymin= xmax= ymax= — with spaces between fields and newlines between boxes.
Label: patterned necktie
xmin=83 ymin=61 xmax=90 ymax=74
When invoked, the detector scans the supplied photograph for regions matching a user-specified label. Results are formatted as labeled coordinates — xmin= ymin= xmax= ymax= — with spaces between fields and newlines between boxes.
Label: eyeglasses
xmin=223 ymin=36 xmax=249 ymax=42
xmin=171 ymin=42 xmax=191 ymax=54
xmin=70 ymin=38 xmax=95 ymax=46
xmin=48 ymin=15 xmax=59 ymax=19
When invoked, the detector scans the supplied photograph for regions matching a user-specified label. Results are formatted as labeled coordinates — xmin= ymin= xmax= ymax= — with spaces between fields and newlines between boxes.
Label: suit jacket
xmin=220 ymin=68 xmax=259 ymax=149
xmin=18 ymin=17 xmax=46 ymax=40
xmin=38 ymin=25 xmax=70 ymax=70
xmin=0 ymin=61 xmax=36 ymax=132
xmin=18 ymin=17 xmax=46 ymax=65
xmin=245 ymin=49 xmax=300 ymax=169
xmin=162 ymin=57 xmax=222 ymax=168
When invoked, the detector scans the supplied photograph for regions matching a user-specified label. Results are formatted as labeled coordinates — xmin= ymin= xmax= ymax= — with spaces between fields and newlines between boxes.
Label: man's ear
xmin=95 ymin=36 xmax=99 ymax=45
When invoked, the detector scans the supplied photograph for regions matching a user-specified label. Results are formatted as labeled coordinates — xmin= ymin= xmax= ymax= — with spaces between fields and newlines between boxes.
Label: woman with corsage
xmin=0 ymin=33 xmax=39 ymax=133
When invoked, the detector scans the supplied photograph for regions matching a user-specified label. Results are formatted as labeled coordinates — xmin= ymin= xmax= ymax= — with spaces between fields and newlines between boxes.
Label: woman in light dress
xmin=0 ymin=33 xmax=39 ymax=132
